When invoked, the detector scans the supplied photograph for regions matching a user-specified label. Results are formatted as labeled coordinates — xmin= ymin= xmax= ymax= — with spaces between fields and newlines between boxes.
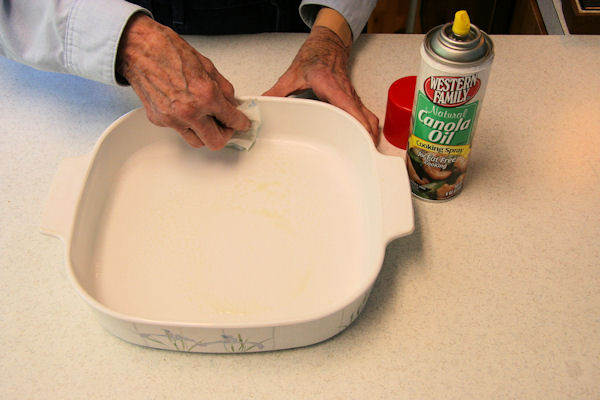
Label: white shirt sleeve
xmin=299 ymin=0 xmax=378 ymax=41
xmin=0 ymin=0 xmax=149 ymax=85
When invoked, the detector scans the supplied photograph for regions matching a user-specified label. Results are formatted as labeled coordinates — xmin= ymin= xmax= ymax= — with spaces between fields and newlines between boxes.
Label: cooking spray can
xmin=406 ymin=11 xmax=494 ymax=201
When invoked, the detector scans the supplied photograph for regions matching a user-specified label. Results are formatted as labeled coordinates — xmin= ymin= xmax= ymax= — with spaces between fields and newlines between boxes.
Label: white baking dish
xmin=41 ymin=96 xmax=414 ymax=353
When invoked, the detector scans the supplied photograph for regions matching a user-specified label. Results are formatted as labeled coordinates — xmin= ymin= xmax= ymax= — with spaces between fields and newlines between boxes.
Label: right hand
xmin=117 ymin=14 xmax=250 ymax=149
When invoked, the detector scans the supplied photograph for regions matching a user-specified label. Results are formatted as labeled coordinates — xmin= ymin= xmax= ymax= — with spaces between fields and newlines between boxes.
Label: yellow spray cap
xmin=452 ymin=10 xmax=471 ymax=37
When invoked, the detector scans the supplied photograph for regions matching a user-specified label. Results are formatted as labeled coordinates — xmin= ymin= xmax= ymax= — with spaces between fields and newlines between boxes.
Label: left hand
xmin=263 ymin=26 xmax=380 ymax=143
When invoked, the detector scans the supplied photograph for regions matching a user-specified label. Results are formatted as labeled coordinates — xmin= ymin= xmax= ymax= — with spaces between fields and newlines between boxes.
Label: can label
xmin=407 ymin=66 xmax=490 ymax=201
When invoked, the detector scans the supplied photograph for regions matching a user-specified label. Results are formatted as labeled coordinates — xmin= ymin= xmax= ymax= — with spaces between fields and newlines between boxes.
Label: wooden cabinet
xmin=367 ymin=0 xmax=550 ymax=34
xmin=509 ymin=0 xmax=547 ymax=34
xmin=562 ymin=0 xmax=600 ymax=33
xmin=367 ymin=0 xmax=416 ymax=33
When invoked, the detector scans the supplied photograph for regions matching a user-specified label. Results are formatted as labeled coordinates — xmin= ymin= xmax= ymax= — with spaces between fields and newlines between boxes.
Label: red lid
xmin=383 ymin=76 xmax=416 ymax=150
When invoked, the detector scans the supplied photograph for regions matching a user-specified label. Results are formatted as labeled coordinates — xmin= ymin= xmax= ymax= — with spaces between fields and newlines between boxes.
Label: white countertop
xmin=1 ymin=34 xmax=599 ymax=399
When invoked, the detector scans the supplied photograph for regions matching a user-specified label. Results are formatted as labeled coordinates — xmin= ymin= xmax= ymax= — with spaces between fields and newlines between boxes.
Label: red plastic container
xmin=383 ymin=76 xmax=416 ymax=150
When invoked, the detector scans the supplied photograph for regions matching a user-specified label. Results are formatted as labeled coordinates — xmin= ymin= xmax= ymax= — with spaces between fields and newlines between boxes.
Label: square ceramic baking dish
xmin=41 ymin=96 xmax=414 ymax=353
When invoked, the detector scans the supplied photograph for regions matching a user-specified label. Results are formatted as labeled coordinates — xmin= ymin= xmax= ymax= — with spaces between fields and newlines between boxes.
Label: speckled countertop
xmin=1 ymin=34 xmax=599 ymax=399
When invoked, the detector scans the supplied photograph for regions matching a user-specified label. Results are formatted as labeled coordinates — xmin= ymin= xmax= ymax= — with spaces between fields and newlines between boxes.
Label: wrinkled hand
xmin=263 ymin=26 xmax=379 ymax=142
xmin=117 ymin=14 xmax=250 ymax=149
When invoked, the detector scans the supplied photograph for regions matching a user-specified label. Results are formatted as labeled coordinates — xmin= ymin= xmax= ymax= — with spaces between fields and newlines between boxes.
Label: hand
xmin=117 ymin=14 xmax=250 ymax=149
xmin=263 ymin=25 xmax=379 ymax=143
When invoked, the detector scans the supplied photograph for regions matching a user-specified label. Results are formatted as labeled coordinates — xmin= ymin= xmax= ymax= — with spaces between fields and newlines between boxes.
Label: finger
xmin=210 ymin=94 xmax=251 ymax=132
xmin=164 ymin=105 xmax=227 ymax=150
xmin=189 ymin=115 xmax=234 ymax=150
xmin=331 ymin=96 xmax=378 ymax=142
xmin=352 ymin=107 xmax=378 ymax=142
xmin=263 ymin=72 xmax=305 ymax=97
xmin=361 ymin=104 xmax=381 ymax=142
xmin=197 ymin=55 xmax=239 ymax=105
xmin=144 ymin=105 xmax=208 ymax=148
xmin=315 ymin=85 xmax=375 ymax=136
xmin=211 ymin=69 xmax=238 ymax=105
xmin=263 ymin=81 xmax=292 ymax=97
xmin=165 ymin=118 xmax=206 ymax=148
xmin=140 ymin=78 xmax=241 ymax=148
xmin=178 ymin=127 xmax=206 ymax=148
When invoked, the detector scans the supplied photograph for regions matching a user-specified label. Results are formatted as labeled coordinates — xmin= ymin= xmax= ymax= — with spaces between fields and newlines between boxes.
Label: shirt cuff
xmin=65 ymin=0 xmax=150 ymax=86
xmin=299 ymin=0 xmax=377 ymax=42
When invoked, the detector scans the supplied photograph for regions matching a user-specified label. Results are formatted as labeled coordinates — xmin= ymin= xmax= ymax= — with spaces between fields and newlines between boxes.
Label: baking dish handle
xmin=40 ymin=154 xmax=91 ymax=241
xmin=376 ymin=153 xmax=415 ymax=243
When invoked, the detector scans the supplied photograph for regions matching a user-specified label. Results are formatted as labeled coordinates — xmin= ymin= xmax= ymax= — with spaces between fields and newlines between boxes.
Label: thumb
xmin=263 ymin=71 xmax=306 ymax=97
xmin=262 ymin=81 xmax=291 ymax=97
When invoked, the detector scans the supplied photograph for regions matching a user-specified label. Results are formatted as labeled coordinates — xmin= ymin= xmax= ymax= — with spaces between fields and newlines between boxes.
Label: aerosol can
xmin=406 ymin=10 xmax=494 ymax=201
